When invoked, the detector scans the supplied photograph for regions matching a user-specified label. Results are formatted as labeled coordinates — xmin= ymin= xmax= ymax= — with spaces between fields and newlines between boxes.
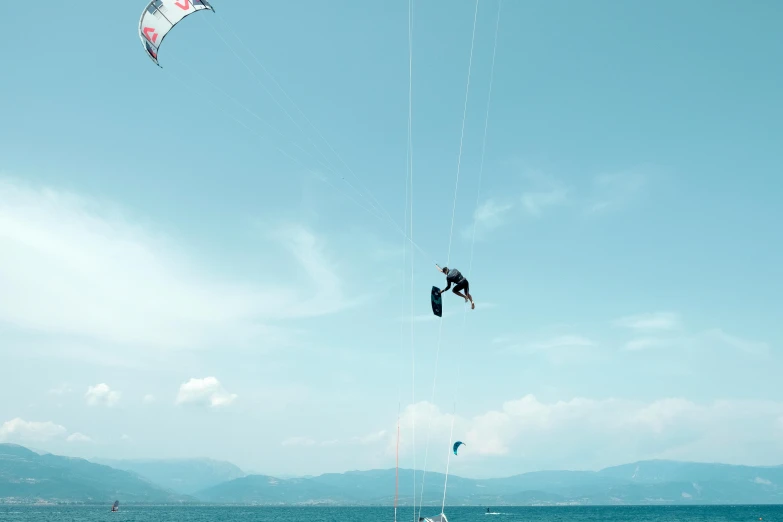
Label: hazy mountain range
xmin=0 ymin=444 xmax=190 ymax=504
xmin=91 ymin=457 xmax=246 ymax=495
xmin=2 ymin=443 xmax=782 ymax=506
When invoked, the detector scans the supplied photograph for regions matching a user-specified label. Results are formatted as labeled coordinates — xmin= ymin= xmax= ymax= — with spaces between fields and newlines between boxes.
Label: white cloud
xmin=283 ymin=430 xmax=388 ymax=448
xmin=0 ymin=177 xmax=355 ymax=353
xmin=142 ymin=394 xmax=156 ymax=404
xmin=121 ymin=434 xmax=132 ymax=442
xmin=282 ymin=437 xmax=321 ymax=447
xmin=630 ymin=398 xmax=701 ymax=434
xmin=616 ymin=320 xmax=768 ymax=356
xmin=404 ymin=302 xmax=496 ymax=323
xmin=268 ymin=223 xmax=356 ymax=318
xmin=623 ymin=337 xmax=671 ymax=351
xmin=521 ymin=187 xmax=568 ymax=217
xmin=392 ymin=401 xmax=456 ymax=457
xmin=614 ymin=312 xmax=680 ymax=331
xmin=175 ymin=377 xmax=237 ymax=408
xmin=498 ymin=333 xmax=598 ymax=364
xmin=352 ymin=430 xmax=387 ymax=445
xmin=85 ymin=383 xmax=121 ymax=407
xmin=702 ymin=328 xmax=769 ymax=355
xmin=392 ymin=395 xmax=783 ymax=472
xmin=461 ymin=199 xmax=513 ymax=240
xmin=519 ymin=170 xmax=570 ymax=217
xmin=587 ymin=170 xmax=647 ymax=214
xmin=0 ymin=418 xmax=95 ymax=447
xmin=280 ymin=437 xmax=340 ymax=447
xmin=459 ymin=170 xmax=571 ymax=239
xmin=0 ymin=418 xmax=67 ymax=442
xmin=48 ymin=383 xmax=72 ymax=395
xmin=66 ymin=432 xmax=93 ymax=443
xmin=281 ymin=436 xmax=316 ymax=447
xmin=526 ymin=335 xmax=595 ymax=351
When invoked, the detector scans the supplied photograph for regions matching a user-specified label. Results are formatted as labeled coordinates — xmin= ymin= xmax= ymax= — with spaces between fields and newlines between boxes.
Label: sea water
xmin=0 ymin=505 xmax=780 ymax=522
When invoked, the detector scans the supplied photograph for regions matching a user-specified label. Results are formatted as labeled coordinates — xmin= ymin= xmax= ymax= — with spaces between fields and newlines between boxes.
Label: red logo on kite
xmin=143 ymin=27 xmax=158 ymax=44
xmin=175 ymin=0 xmax=191 ymax=9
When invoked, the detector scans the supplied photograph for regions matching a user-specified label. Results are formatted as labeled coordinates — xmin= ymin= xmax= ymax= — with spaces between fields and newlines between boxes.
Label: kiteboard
xmin=431 ymin=286 xmax=442 ymax=317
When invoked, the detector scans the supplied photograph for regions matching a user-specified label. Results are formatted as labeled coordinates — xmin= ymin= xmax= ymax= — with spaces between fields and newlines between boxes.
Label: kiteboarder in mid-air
xmin=436 ymin=265 xmax=475 ymax=309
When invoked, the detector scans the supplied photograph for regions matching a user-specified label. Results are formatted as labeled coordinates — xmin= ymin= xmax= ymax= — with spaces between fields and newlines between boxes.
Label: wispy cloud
xmin=281 ymin=436 xmax=322 ymax=447
xmin=459 ymin=169 xmax=571 ymax=240
xmin=282 ymin=437 xmax=340 ymax=448
xmin=520 ymin=170 xmax=570 ymax=217
xmin=496 ymin=332 xmax=599 ymax=366
xmin=521 ymin=186 xmax=569 ymax=217
xmin=500 ymin=333 xmax=597 ymax=354
xmin=352 ymin=430 xmax=387 ymax=444
xmin=268 ymin=223 xmax=357 ymax=318
xmin=623 ymin=337 xmax=673 ymax=351
xmin=283 ymin=430 xmax=387 ymax=448
xmin=614 ymin=312 xmax=680 ymax=331
xmin=458 ymin=165 xmax=650 ymax=240
xmin=404 ymin=302 xmax=497 ymax=323
xmin=175 ymin=377 xmax=237 ymax=408
xmin=526 ymin=335 xmax=596 ymax=351
xmin=586 ymin=170 xmax=647 ymax=214
xmin=614 ymin=313 xmax=768 ymax=356
xmin=0 ymin=177 xmax=360 ymax=354
xmin=702 ymin=328 xmax=770 ymax=355
xmin=48 ymin=383 xmax=72 ymax=395
xmin=461 ymin=199 xmax=514 ymax=240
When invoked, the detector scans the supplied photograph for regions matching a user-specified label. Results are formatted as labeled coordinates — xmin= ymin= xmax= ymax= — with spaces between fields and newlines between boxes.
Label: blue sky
xmin=1 ymin=0 xmax=782 ymax=481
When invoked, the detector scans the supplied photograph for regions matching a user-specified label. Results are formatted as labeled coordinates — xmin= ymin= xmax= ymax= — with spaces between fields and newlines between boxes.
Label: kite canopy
xmin=138 ymin=0 xmax=215 ymax=66
xmin=453 ymin=441 xmax=465 ymax=455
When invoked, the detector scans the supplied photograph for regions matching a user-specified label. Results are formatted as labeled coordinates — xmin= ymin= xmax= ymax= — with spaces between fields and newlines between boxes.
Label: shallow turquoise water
xmin=0 ymin=505 xmax=780 ymax=522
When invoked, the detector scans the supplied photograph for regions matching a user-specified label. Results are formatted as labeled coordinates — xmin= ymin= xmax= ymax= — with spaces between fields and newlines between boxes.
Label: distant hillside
xmin=91 ymin=457 xmax=245 ymax=495
xmin=196 ymin=460 xmax=783 ymax=506
xmin=3 ymin=443 xmax=783 ymax=506
xmin=197 ymin=474 xmax=353 ymax=505
xmin=0 ymin=444 xmax=191 ymax=504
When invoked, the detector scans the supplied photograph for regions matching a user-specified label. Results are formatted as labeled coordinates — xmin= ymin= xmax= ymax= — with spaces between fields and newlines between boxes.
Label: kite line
xmin=441 ymin=0 xmax=503 ymax=513
xmin=417 ymin=0 xmax=480 ymax=517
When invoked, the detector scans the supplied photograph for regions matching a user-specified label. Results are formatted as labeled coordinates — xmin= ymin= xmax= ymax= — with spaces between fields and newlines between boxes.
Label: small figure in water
xmin=437 ymin=265 xmax=475 ymax=309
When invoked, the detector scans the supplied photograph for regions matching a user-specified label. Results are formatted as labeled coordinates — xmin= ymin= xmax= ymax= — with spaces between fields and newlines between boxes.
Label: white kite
xmin=138 ymin=0 xmax=215 ymax=66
